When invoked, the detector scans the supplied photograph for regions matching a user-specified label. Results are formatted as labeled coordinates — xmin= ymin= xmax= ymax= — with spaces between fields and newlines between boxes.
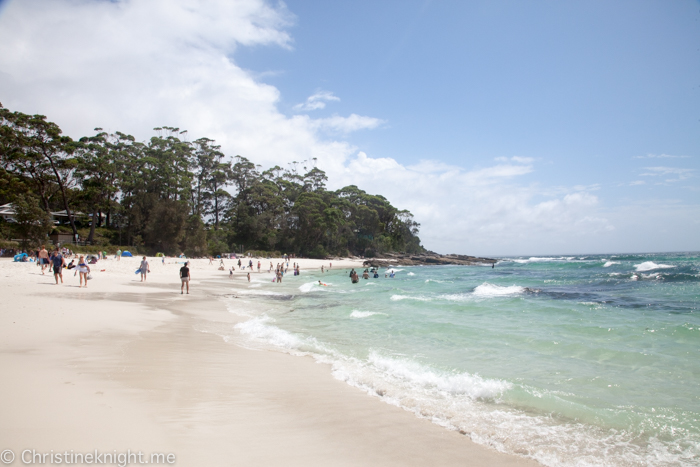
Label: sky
xmin=0 ymin=0 xmax=698 ymax=256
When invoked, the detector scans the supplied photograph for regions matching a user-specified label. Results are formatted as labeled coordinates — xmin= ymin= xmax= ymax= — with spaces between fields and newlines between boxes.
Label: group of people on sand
xmin=37 ymin=245 xmax=91 ymax=287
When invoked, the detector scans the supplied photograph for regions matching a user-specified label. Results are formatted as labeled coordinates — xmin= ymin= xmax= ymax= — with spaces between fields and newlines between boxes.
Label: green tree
xmin=12 ymin=193 xmax=52 ymax=249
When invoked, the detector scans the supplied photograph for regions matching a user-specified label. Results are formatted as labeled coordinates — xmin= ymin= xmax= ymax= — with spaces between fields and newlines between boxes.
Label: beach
xmin=0 ymin=256 xmax=538 ymax=467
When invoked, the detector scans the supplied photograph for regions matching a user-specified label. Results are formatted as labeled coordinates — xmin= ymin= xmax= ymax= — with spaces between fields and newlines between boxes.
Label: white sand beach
xmin=0 ymin=255 xmax=539 ymax=466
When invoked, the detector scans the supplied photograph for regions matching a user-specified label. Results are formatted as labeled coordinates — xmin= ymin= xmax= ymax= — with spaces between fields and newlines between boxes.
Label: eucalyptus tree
xmin=12 ymin=193 xmax=52 ymax=249
xmin=191 ymin=137 xmax=234 ymax=229
xmin=75 ymin=129 xmax=122 ymax=243
xmin=0 ymin=104 xmax=79 ymax=236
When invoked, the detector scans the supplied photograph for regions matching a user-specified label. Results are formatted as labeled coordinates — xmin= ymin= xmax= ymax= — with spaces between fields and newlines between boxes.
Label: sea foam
xmin=390 ymin=294 xmax=433 ymax=302
xmin=473 ymin=283 xmax=525 ymax=297
xmin=350 ymin=310 xmax=386 ymax=319
xmin=299 ymin=282 xmax=317 ymax=293
xmin=366 ymin=352 xmax=511 ymax=400
xmin=635 ymin=261 xmax=675 ymax=272
xmin=234 ymin=315 xmax=302 ymax=349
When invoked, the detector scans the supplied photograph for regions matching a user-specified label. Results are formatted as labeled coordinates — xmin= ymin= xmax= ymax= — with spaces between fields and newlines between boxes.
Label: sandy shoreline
xmin=0 ymin=256 xmax=539 ymax=466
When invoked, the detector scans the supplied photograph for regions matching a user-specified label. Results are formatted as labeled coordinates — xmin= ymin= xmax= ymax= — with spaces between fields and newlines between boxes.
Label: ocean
xmin=224 ymin=252 xmax=700 ymax=467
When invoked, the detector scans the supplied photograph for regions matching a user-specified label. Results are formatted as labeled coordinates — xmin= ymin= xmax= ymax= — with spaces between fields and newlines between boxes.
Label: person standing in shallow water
xmin=180 ymin=262 xmax=190 ymax=294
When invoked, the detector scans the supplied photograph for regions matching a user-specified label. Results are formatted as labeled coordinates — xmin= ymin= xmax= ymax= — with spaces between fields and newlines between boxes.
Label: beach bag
xmin=87 ymin=274 xmax=93 ymax=280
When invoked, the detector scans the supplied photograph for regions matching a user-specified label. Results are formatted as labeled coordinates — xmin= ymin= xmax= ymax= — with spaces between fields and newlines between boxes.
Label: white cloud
xmin=494 ymin=156 xmax=534 ymax=164
xmin=293 ymin=90 xmax=340 ymax=111
xmin=310 ymin=114 xmax=385 ymax=133
xmin=639 ymin=166 xmax=695 ymax=182
xmin=329 ymin=152 xmax=611 ymax=254
xmin=634 ymin=153 xmax=691 ymax=159
xmin=1 ymin=0 xmax=694 ymax=255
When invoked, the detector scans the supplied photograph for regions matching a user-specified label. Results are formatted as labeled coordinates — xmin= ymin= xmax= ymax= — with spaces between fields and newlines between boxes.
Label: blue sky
xmin=0 ymin=0 xmax=698 ymax=254
xmin=238 ymin=0 xmax=699 ymax=200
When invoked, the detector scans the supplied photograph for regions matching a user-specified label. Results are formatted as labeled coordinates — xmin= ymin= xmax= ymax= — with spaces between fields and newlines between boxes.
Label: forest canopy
xmin=0 ymin=103 xmax=423 ymax=257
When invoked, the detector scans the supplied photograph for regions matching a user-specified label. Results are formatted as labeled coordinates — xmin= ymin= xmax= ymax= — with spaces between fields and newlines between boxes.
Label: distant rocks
xmin=361 ymin=252 xmax=497 ymax=268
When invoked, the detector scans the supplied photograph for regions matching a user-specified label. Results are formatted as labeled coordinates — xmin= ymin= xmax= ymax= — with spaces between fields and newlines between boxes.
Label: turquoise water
xmin=227 ymin=253 xmax=700 ymax=467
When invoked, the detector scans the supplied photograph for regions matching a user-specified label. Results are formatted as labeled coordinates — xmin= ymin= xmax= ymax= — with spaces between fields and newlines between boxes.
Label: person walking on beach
xmin=257 ymin=261 xmax=261 ymax=272
xmin=116 ymin=249 xmax=121 ymax=261
xmin=76 ymin=255 xmax=90 ymax=288
xmin=247 ymin=272 xmax=251 ymax=282
xmin=140 ymin=256 xmax=150 ymax=282
xmin=180 ymin=262 xmax=190 ymax=294
xmin=52 ymin=249 xmax=65 ymax=284
xmin=39 ymin=245 xmax=49 ymax=274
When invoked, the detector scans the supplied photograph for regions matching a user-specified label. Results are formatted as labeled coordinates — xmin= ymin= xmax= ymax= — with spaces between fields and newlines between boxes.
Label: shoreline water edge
xmin=0 ymin=256 xmax=537 ymax=467
xmin=2 ymin=252 xmax=698 ymax=466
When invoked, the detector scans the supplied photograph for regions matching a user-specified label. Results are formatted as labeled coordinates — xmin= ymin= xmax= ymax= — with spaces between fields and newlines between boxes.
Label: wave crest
xmin=473 ymin=283 xmax=525 ymax=297
xmin=635 ymin=261 xmax=675 ymax=272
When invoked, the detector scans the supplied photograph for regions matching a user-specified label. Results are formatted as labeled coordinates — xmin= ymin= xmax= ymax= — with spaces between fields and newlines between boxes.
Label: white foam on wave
xmin=512 ymin=256 xmax=569 ymax=264
xmin=390 ymin=294 xmax=433 ymax=302
xmin=350 ymin=310 xmax=387 ymax=319
xmin=635 ymin=261 xmax=674 ymax=272
xmin=235 ymin=289 xmax=287 ymax=296
xmin=473 ymin=283 xmax=525 ymax=297
xmin=366 ymin=352 xmax=510 ymax=400
xmin=425 ymin=279 xmax=452 ymax=284
xmin=603 ymin=261 xmax=619 ymax=267
xmin=230 ymin=311 xmax=694 ymax=467
xmin=407 ymin=272 xmax=415 ymax=276
xmin=441 ymin=293 xmax=473 ymax=302
xmin=234 ymin=315 xmax=302 ymax=349
xmin=299 ymin=282 xmax=317 ymax=293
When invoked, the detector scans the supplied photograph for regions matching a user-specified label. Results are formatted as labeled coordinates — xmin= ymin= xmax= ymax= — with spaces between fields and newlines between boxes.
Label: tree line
xmin=0 ymin=103 xmax=423 ymax=257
